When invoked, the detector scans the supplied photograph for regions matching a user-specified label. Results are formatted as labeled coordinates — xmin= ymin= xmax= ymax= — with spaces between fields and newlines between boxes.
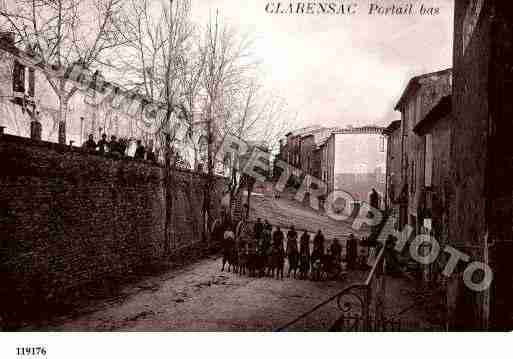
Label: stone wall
xmin=429 ymin=114 xmax=451 ymax=245
xmin=0 ymin=134 xmax=224 ymax=325
xmin=449 ymin=0 xmax=493 ymax=331
xmin=450 ymin=0 xmax=513 ymax=330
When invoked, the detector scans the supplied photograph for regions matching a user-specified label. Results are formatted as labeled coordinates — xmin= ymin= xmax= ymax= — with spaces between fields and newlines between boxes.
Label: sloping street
xmin=37 ymin=258 xmax=365 ymax=331
xmin=249 ymin=190 xmax=367 ymax=242
xmin=20 ymin=254 xmax=443 ymax=332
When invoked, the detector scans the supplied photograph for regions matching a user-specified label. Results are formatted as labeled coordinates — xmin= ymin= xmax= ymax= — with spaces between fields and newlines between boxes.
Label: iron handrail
xmin=275 ymin=283 xmax=365 ymax=332
xmin=275 ymin=211 xmax=390 ymax=331
xmin=364 ymin=244 xmax=386 ymax=287
xmin=275 ymin=244 xmax=386 ymax=331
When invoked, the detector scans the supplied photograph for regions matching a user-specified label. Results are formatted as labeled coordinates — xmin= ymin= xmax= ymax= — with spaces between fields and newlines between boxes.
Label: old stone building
xmin=280 ymin=131 xmax=301 ymax=169
xmin=448 ymin=0 xmax=513 ymax=330
xmin=277 ymin=125 xmax=385 ymax=200
xmin=299 ymin=134 xmax=316 ymax=176
xmin=318 ymin=133 xmax=335 ymax=193
xmin=413 ymin=95 xmax=452 ymax=283
xmin=394 ymin=69 xmax=452 ymax=231
xmin=276 ymin=126 xmax=332 ymax=188
xmin=0 ymin=34 xmax=209 ymax=171
xmin=312 ymin=146 xmax=322 ymax=180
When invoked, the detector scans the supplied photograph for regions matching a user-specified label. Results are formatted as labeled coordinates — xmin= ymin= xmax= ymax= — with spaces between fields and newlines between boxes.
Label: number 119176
xmin=16 ymin=347 xmax=47 ymax=356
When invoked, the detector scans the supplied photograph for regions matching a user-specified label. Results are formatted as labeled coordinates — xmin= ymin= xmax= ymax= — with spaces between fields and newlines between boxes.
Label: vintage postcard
xmin=0 ymin=0 xmax=511 ymax=357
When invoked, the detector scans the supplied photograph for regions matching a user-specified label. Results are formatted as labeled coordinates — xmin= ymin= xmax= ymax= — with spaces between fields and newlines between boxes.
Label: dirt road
xmin=37 ymin=256 xmax=365 ymax=331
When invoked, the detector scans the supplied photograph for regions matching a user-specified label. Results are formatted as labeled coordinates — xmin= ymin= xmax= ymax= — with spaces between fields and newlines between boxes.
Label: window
xmin=379 ymin=136 xmax=385 ymax=152
xmin=425 ymin=134 xmax=433 ymax=187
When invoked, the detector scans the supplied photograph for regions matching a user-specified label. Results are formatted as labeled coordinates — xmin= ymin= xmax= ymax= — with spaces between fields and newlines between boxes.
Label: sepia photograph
xmin=0 ymin=0 xmax=511 ymax=355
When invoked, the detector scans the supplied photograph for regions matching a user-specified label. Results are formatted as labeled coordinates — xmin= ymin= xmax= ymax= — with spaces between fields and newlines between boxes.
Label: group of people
xmin=220 ymin=218 xmax=360 ymax=281
xmin=82 ymin=133 xmax=155 ymax=161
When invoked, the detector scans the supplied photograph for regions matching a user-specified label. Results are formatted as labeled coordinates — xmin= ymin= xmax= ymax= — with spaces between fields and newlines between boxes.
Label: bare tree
xmin=115 ymin=0 xmax=206 ymax=252
xmin=198 ymin=11 xmax=296 ymax=224
xmin=0 ymin=0 xmax=124 ymax=143
xmin=222 ymin=80 xmax=261 ymax=219
xmin=198 ymin=11 xmax=259 ymax=227
xmin=254 ymin=95 xmax=295 ymax=154
xmin=224 ymin=82 xmax=295 ymax=221
xmin=115 ymin=0 xmax=205 ymax=167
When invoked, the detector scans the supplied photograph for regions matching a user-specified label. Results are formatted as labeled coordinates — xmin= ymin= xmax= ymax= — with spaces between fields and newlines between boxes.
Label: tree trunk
xmin=57 ymin=78 xmax=69 ymax=145
xmin=164 ymin=133 xmax=173 ymax=255
xmin=58 ymin=98 xmax=68 ymax=145
xmin=203 ymin=116 xmax=214 ymax=241
xmin=228 ymin=165 xmax=237 ymax=223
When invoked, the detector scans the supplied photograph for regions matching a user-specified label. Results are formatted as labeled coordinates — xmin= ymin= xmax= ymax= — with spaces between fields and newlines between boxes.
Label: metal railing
xmin=275 ymin=240 xmax=387 ymax=331
xmin=275 ymin=212 xmax=390 ymax=332
xmin=331 ymin=244 xmax=386 ymax=331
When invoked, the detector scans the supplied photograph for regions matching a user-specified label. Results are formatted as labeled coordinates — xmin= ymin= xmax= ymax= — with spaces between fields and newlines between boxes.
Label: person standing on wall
xmin=97 ymin=133 xmax=108 ymax=154
xmin=135 ymin=140 xmax=146 ymax=159
xmin=83 ymin=134 xmax=96 ymax=152
xmin=109 ymin=135 xmax=120 ymax=157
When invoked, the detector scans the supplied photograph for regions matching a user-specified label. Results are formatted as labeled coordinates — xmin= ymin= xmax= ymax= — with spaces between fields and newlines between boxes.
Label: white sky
xmin=191 ymin=0 xmax=454 ymax=129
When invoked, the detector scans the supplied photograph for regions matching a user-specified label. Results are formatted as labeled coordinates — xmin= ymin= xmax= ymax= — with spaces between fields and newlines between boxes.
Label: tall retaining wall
xmin=0 ymin=134 xmax=224 ymax=326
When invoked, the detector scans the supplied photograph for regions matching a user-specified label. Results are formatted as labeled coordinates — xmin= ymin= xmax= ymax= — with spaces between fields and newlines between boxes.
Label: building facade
xmin=0 ymin=33 xmax=211 ymax=172
xmin=319 ymin=133 xmax=335 ymax=193
xmin=299 ymin=134 xmax=316 ymax=176
xmin=276 ymin=127 xmax=332 ymax=189
xmin=277 ymin=125 xmax=385 ymax=201
xmin=413 ymin=95 xmax=452 ymax=283
xmin=394 ymin=69 xmax=452 ymax=231
xmin=448 ymin=0 xmax=513 ymax=330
